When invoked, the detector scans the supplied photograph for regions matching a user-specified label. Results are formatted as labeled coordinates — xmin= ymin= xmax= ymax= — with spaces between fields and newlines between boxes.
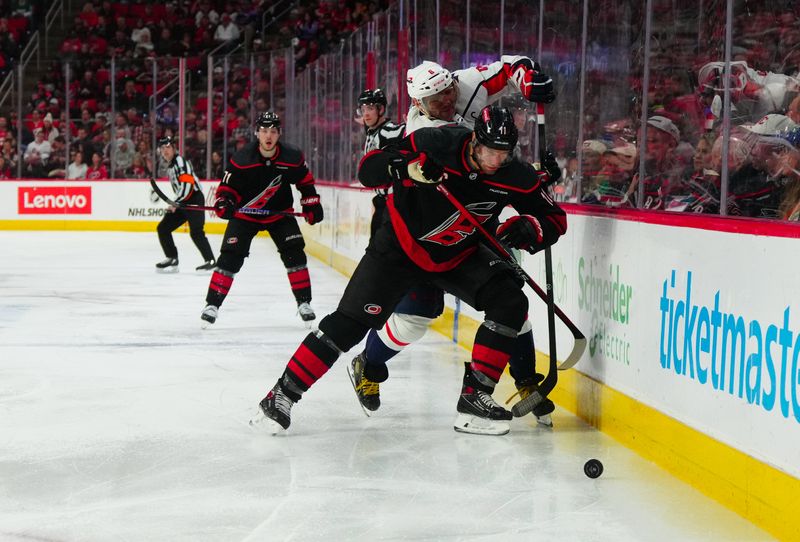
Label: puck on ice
xmin=584 ymin=459 xmax=603 ymax=478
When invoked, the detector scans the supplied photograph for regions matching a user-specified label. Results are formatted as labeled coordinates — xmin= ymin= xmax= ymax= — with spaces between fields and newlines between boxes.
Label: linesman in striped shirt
xmin=155 ymin=136 xmax=217 ymax=273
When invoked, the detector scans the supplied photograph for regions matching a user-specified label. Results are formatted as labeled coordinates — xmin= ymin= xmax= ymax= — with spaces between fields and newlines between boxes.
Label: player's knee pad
xmin=377 ymin=312 xmax=433 ymax=351
xmin=318 ymin=310 xmax=371 ymax=352
xmin=477 ymin=280 xmax=528 ymax=330
xmin=216 ymin=253 xmax=245 ymax=274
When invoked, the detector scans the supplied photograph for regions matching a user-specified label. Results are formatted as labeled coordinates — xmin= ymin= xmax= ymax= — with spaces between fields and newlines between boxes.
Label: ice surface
xmin=0 ymin=231 xmax=773 ymax=541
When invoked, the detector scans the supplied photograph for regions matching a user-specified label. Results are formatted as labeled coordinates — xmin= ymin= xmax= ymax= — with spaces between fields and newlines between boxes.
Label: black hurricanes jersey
xmin=358 ymin=125 xmax=567 ymax=271
xmin=363 ymin=119 xmax=406 ymax=154
xmin=216 ymin=141 xmax=317 ymax=224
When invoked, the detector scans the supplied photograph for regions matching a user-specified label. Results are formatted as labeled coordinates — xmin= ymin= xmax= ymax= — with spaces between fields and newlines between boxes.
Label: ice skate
xmin=155 ymin=257 xmax=179 ymax=273
xmin=297 ymin=301 xmax=316 ymax=327
xmin=346 ymin=352 xmax=386 ymax=415
xmin=250 ymin=381 xmax=295 ymax=433
xmin=195 ymin=259 xmax=216 ymax=272
xmin=507 ymin=375 xmax=555 ymax=426
xmin=200 ymin=304 xmax=218 ymax=328
xmin=454 ymin=363 xmax=512 ymax=436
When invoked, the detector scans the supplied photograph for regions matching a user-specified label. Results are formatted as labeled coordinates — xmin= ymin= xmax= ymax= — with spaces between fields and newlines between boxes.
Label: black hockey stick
xmin=149 ymin=179 xmax=308 ymax=218
xmin=435 ymin=182 xmax=586 ymax=366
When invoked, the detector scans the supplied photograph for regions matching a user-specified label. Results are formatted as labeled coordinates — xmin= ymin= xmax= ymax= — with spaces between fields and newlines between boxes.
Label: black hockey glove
xmin=214 ymin=195 xmax=237 ymax=219
xmin=538 ymin=151 xmax=561 ymax=186
xmin=510 ymin=59 xmax=555 ymax=104
xmin=300 ymin=195 xmax=324 ymax=225
xmin=496 ymin=215 xmax=547 ymax=254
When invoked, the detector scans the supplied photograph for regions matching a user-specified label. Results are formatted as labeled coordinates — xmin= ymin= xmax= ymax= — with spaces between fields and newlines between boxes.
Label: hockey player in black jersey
xmin=252 ymin=106 xmax=566 ymax=435
xmin=199 ymin=112 xmax=324 ymax=328
xmin=154 ymin=136 xmax=216 ymax=273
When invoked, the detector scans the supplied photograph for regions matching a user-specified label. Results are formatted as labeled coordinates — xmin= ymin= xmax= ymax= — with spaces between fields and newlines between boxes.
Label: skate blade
xmin=453 ymin=413 xmax=509 ymax=436
xmin=346 ymin=364 xmax=372 ymax=418
xmin=200 ymin=319 xmax=214 ymax=330
xmin=249 ymin=409 xmax=285 ymax=435
xmin=156 ymin=267 xmax=179 ymax=274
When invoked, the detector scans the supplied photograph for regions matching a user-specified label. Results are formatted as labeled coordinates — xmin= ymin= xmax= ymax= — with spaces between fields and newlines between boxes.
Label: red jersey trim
xmin=386 ymin=195 xmax=477 ymax=272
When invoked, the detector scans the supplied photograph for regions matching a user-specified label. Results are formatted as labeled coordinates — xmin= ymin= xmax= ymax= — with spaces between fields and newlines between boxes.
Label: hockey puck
xmin=584 ymin=459 xmax=603 ymax=479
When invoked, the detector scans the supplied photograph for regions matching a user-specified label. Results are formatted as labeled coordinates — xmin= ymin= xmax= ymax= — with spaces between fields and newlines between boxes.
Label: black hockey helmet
xmin=157 ymin=135 xmax=175 ymax=148
xmin=358 ymin=88 xmax=387 ymax=107
xmin=256 ymin=111 xmax=281 ymax=131
xmin=474 ymin=106 xmax=518 ymax=151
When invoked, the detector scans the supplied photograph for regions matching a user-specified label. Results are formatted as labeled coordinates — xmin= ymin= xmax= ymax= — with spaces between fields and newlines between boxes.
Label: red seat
xmin=129 ymin=4 xmax=146 ymax=17
xmin=96 ymin=69 xmax=110 ymax=85
xmin=111 ymin=3 xmax=129 ymax=17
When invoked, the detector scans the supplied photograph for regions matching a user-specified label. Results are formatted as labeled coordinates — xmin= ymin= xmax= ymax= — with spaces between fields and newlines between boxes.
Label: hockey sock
xmin=284 ymin=331 xmax=340 ymax=393
xmin=470 ymin=320 xmax=517 ymax=386
xmin=206 ymin=269 xmax=234 ymax=307
xmin=287 ymin=265 xmax=311 ymax=303
xmin=508 ymin=325 xmax=537 ymax=382
xmin=364 ymin=328 xmax=402 ymax=366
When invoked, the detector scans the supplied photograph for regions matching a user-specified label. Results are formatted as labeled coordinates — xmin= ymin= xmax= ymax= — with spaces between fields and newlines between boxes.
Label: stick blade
xmin=557 ymin=336 xmax=587 ymax=371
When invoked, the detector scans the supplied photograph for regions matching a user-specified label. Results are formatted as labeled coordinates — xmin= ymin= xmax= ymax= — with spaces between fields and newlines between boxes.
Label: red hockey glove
xmin=511 ymin=59 xmax=555 ymax=104
xmin=300 ymin=195 xmax=324 ymax=225
xmin=214 ymin=195 xmax=237 ymax=219
xmin=496 ymin=215 xmax=547 ymax=254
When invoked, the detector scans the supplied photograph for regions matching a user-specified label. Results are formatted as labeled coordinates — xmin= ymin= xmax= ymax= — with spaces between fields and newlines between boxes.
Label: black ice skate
xmin=507 ymin=375 xmax=555 ymax=427
xmin=297 ymin=301 xmax=316 ymax=327
xmin=155 ymin=257 xmax=179 ymax=273
xmin=195 ymin=259 xmax=216 ymax=272
xmin=200 ymin=304 xmax=218 ymax=329
xmin=346 ymin=352 xmax=387 ymax=415
xmin=250 ymin=381 xmax=295 ymax=433
xmin=454 ymin=363 xmax=512 ymax=436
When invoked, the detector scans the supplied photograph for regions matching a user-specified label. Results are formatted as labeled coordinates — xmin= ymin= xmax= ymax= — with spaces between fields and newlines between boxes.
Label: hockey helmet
xmin=358 ymin=88 xmax=387 ymax=107
xmin=256 ymin=111 xmax=281 ymax=131
xmin=406 ymin=61 xmax=453 ymax=100
xmin=157 ymin=135 xmax=175 ymax=148
xmin=473 ymin=106 xmax=518 ymax=151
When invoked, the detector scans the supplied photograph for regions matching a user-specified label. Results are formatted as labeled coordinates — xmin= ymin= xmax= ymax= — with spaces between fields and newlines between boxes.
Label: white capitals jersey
xmin=165 ymin=154 xmax=202 ymax=203
xmin=405 ymin=55 xmax=535 ymax=134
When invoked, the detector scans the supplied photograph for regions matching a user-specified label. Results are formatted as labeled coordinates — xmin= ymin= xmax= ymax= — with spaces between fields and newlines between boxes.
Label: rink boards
xmin=1 ymin=178 xmax=799 ymax=540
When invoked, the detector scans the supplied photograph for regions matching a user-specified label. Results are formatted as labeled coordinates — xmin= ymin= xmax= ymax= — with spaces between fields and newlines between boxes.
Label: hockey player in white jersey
xmin=348 ymin=57 xmax=561 ymax=427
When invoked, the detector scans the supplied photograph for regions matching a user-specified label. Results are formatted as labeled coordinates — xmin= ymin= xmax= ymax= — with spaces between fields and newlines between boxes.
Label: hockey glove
xmin=537 ymin=151 xmax=562 ymax=186
xmin=511 ymin=59 xmax=555 ymax=104
xmin=407 ymin=152 xmax=445 ymax=185
xmin=300 ymin=195 xmax=324 ymax=225
xmin=214 ymin=195 xmax=237 ymax=219
xmin=496 ymin=215 xmax=547 ymax=254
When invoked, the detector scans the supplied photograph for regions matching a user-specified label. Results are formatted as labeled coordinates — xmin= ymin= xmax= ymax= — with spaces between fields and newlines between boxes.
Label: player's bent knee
xmin=379 ymin=313 xmax=432 ymax=346
xmin=478 ymin=281 xmax=528 ymax=329
xmin=318 ymin=311 xmax=370 ymax=352
xmin=216 ymin=254 xmax=245 ymax=274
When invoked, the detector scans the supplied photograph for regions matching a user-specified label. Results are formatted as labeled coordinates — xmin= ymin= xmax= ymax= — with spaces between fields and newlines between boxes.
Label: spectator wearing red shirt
xmin=86 ymin=152 xmax=108 ymax=180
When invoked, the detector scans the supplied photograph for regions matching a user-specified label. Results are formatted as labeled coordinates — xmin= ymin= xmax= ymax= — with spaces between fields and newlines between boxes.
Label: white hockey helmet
xmin=406 ymin=61 xmax=453 ymax=99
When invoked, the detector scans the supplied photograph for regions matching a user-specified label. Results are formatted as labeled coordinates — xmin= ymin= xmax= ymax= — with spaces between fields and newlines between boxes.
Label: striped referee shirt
xmin=166 ymin=154 xmax=201 ymax=203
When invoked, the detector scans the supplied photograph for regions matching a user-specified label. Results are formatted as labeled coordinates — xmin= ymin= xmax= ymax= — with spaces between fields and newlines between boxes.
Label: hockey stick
xmin=149 ymin=179 xmax=308 ymax=218
xmin=434 ymin=183 xmax=586 ymax=370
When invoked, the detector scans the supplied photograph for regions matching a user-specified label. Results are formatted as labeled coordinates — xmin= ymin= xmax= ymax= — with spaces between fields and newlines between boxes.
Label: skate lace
xmin=356 ymin=378 xmax=379 ymax=396
xmin=273 ymin=390 xmax=294 ymax=414
xmin=298 ymin=303 xmax=314 ymax=315
xmin=476 ymin=390 xmax=501 ymax=410
xmin=505 ymin=385 xmax=534 ymax=405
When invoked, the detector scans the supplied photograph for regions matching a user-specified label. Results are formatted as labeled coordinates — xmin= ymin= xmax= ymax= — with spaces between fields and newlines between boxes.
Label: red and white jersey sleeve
xmin=453 ymin=55 xmax=535 ymax=128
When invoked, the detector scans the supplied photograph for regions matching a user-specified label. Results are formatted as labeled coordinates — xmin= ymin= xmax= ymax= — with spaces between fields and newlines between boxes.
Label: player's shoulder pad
xmin=380 ymin=121 xmax=405 ymax=137
xmin=503 ymin=159 xmax=543 ymax=192
xmin=228 ymin=142 xmax=261 ymax=169
xmin=275 ymin=142 xmax=305 ymax=166
xmin=409 ymin=124 xmax=470 ymax=152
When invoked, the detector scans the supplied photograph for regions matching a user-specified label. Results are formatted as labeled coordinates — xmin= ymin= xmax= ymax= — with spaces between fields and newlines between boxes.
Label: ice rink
xmin=0 ymin=231 xmax=774 ymax=541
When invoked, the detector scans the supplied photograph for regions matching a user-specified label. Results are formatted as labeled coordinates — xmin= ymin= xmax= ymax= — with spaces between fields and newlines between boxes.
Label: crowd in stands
xmin=0 ymin=0 xmax=42 ymax=76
